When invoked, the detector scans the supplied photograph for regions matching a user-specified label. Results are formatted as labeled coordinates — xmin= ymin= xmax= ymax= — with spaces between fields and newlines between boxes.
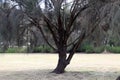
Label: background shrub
xmin=0 ymin=48 xmax=3 ymax=53
xmin=106 ymin=46 xmax=120 ymax=53
xmin=5 ymin=47 xmax=27 ymax=53
xmin=33 ymin=45 xmax=54 ymax=53
xmin=94 ymin=46 xmax=105 ymax=53
xmin=77 ymin=43 xmax=104 ymax=53
xmin=84 ymin=45 xmax=94 ymax=53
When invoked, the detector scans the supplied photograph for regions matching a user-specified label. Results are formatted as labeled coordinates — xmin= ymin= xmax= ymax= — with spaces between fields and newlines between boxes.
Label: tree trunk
xmin=53 ymin=46 xmax=68 ymax=74
xmin=2 ymin=41 xmax=9 ymax=52
xmin=53 ymin=54 xmax=67 ymax=74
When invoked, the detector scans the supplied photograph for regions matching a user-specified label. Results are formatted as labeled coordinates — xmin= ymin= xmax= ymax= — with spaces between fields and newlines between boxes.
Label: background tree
xmin=0 ymin=0 xmax=27 ymax=52
xmin=99 ymin=0 xmax=120 ymax=46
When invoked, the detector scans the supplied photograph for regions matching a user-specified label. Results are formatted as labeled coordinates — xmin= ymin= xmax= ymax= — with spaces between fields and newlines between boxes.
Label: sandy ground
xmin=0 ymin=53 xmax=120 ymax=80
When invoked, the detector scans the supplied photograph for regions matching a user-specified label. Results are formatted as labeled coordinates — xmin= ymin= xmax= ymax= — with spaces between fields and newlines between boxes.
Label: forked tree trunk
xmin=2 ymin=41 xmax=9 ymax=52
xmin=53 ymin=53 xmax=75 ymax=74
xmin=52 ymin=46 xmax=75 ymax=74
xmin=52 ymin=30 xmax=86 ymax=74
xmin=52 ymin=46 xmax=69 ymax=74
xmin=53 ymin=54 xmax=67 ymax=73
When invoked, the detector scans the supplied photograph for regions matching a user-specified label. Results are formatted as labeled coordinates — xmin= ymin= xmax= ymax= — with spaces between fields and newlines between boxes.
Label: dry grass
xmin=0 ymin=53 xmax=120 ymax=80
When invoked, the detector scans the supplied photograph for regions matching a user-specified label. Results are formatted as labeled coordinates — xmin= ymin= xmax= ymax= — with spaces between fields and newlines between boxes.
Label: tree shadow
xmin=0 ymin=69 xmax=119 ymax=80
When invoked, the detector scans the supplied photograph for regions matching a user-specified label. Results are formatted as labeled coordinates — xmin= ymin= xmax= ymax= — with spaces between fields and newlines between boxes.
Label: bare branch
xmin=43 ymin=15 xmax=59 ymax=47
xmin=66 ymin=5 xmax=89 ymax=40
xmin=37 ymin=24 xmax=57 ymax=50
xmin=28 ymin=18 xmax=57 ymax=50
xmin=67 ymin=35 xmax=81 ymax=47
xmin=66 ymin=30 xmax=86 ymax=64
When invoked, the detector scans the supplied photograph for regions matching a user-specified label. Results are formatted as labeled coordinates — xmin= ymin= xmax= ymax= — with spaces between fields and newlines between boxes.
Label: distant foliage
xmin=5 ymin=47 xmax=27 ymax=53
xmin=106 ymin=46 xmax=120 ymax=53
xmin=77 ymin=43 xmax=105 ymax=53
xmin=33 ymin=45 xmax=54 ymax=53
xmin=0 ymin=48 xmax=3 ymax=53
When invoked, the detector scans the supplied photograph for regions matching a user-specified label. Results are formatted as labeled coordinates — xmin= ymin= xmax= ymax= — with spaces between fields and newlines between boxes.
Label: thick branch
xmin=66 ymin=31 xmax=86 ymax=64
xmin=44 ymin=16 xmax=59 ymax=47
xmin=67 ymin=35 xmax=81 ymax=47
xmin=37 ymin=25 xmax=57 ymax=50
xmin=28 ymin=17 xmax=57 ymax=50
xmin=66 ymin=5 xmax=89 ymax=41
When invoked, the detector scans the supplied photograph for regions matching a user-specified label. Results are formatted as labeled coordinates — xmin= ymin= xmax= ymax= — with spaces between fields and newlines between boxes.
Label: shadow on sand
xmin=0 ymin=69 xmax=119 ymax=80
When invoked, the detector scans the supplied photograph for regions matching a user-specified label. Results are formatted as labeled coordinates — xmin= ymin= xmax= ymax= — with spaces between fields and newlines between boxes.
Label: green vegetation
xmin=0 ymin=48 xmax=3 ymax=53
xmin=77 ymin=43 xmax=105 ymax=53
xmin=2 ymin=46 xmax=120 ymax=53
xmin=0 ymin=46 xmax=54 ymax=53
xmin=33 ymin=45 xmax=54 ymax=53
xmin=106 ymin=46 xmax=120 ymax=53
xmin=78 ymin=44 xmax=120 ymax=53
xmin=82 ymin=45 xmax=104 ymax=53
xmin=94 ymin=46 xmax=105 ymax=53
xmin=5 ymin=47 xmax=27 ymax=53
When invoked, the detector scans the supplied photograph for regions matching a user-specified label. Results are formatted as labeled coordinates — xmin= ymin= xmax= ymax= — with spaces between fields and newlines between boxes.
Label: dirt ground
xmin=0 ymin=53 xmax=120 ymax=80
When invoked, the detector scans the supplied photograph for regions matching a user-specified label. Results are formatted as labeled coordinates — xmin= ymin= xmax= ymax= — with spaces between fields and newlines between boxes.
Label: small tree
xmin=11 ymin=0 xmax=104 ymax=73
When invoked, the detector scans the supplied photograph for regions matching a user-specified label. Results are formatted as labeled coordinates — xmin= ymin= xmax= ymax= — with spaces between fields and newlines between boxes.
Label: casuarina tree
xmin=11 ymin=0 xmax=106 ymax=74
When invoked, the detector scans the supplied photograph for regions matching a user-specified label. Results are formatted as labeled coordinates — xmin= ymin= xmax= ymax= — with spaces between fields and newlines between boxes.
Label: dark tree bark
xmin=116 ymin=76 xmax=120 ymax=80
xmin=53 ymin=48 xmax=67 ymax=73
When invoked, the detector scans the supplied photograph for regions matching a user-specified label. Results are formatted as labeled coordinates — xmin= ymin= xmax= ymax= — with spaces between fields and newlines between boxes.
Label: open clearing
xmin=0 ymin=53 xmax=120 ymax=80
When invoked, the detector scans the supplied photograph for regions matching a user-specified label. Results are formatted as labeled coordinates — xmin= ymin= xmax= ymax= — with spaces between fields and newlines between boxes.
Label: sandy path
xmin=0 ymin=53 xmax=120 ymax=72
xmin=0 ymin=53 xmax=120 ymax=80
